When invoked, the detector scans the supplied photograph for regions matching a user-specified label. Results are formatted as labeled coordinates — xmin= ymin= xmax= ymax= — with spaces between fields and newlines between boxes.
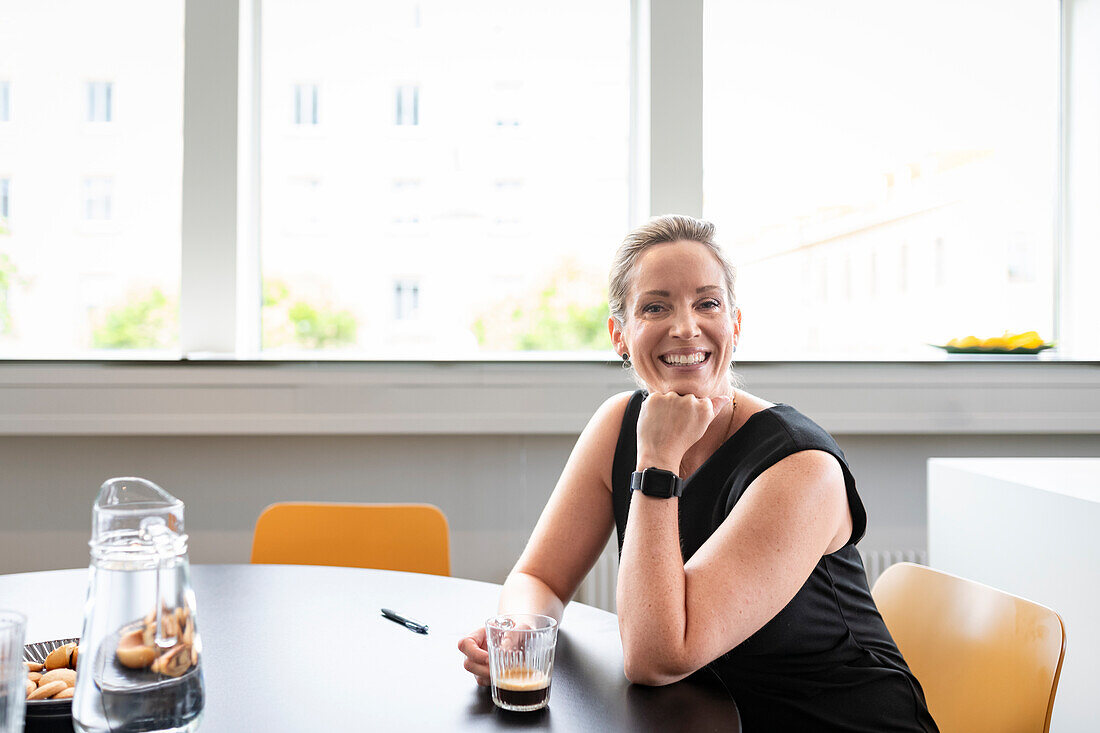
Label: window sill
xmin=1 ymin=359 xmax=1097 ymax=436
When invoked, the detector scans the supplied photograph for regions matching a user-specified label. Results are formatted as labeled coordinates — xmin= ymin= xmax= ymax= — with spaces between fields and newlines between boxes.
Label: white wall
xmin=3 ymin=429 xmax=1098 ymax=582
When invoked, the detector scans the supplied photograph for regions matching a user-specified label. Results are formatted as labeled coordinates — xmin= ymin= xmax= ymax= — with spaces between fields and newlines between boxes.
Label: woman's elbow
xmin=622 ymin=650 xmax=690 ymax=687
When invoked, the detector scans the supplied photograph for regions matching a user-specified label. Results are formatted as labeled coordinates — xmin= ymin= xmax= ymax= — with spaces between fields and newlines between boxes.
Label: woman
xmin=458 ymin=215 xmax=937 ymax=732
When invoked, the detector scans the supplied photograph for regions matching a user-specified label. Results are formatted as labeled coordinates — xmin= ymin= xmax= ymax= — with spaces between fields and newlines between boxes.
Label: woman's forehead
xmin=632 ymin=240 xmax=725 ymax=286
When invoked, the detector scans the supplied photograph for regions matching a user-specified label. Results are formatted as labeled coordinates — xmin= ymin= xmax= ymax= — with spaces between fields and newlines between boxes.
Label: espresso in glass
xmin=486 ymin=613 xmax=557 ymax=712
xmin=492 ymin=668 xmax=550 ymax=711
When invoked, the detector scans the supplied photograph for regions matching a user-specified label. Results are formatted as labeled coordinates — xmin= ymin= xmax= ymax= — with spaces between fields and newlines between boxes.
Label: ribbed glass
xmin=0 ymin=610 xmax=26 ymax=733
xmin=485 ymin=614 xmax=557 ymax=712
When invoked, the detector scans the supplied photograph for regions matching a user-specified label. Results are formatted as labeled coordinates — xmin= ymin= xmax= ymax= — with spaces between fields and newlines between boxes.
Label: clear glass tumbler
xmin=0 ymin=610 xmax=27 ymax=733
xmin=485 ymin=613 xmax=558 ymax=712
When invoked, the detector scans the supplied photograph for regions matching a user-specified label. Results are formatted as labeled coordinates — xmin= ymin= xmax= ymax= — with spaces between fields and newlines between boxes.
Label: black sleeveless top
xmin=611 ymin=391 xmax=938 ymax=732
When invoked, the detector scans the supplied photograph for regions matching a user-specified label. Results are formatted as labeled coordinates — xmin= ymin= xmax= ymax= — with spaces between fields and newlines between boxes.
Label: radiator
xmin=575 ymin=538 xmax=619 ymax=613
xmin=575 ymin=542 xmax=926 ymax=613
xmin=858 ymin=548 xmax=928 ymax=588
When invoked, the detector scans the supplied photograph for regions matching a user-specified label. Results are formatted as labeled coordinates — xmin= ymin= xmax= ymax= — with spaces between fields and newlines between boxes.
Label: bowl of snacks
xmin=23 ymin=638 xmax=79 ymax=732
xmin=933 ymin=331 xmax=1054 ymax=355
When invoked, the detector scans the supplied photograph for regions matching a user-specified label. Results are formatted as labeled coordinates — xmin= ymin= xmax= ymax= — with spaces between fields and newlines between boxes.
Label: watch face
xmin=631 ymin=468 xmax=682 ymax=498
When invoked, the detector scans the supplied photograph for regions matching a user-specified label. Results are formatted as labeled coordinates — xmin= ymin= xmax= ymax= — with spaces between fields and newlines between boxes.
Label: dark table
xmin=3 ymin=564 xmax=739 ymax=732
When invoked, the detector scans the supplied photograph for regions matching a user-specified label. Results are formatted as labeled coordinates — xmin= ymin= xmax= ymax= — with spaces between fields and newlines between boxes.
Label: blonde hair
xmin=608 ymin=214 xmax=738 ymax=328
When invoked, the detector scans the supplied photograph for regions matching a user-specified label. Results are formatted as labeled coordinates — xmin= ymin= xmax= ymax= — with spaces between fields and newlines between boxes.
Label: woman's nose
xmin=669 ymin=309 xmax=701 ymax=338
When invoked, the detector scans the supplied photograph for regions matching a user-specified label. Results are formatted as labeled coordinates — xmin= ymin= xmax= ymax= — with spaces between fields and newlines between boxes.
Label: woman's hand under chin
xmin=636 ymin=391 xmax=732 ymax=471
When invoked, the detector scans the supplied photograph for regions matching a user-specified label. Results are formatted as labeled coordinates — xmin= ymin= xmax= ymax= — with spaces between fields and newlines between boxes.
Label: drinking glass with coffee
xmin=485 ymin=614 xmax=557 ymax=712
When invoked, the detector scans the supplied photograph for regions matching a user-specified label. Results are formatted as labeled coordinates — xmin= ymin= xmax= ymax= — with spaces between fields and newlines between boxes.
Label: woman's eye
xmin=641 ymin=303 xmax=665 ymax=314
xmin=699 ymin=299 xmax=721 ymax=310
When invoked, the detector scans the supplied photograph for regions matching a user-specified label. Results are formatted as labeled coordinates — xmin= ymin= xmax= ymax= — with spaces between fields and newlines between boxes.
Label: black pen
xmin=381 ymin=608 xmax=429 ymax=634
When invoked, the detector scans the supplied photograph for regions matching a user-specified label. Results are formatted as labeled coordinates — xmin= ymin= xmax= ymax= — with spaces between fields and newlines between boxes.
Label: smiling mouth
xmin=659 ymin=351 xmax=710 ymax=366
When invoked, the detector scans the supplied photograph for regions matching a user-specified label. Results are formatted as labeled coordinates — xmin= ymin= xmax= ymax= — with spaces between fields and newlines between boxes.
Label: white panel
xmin=181 ymin=0 xmax=240 ymax=354
xmin=648 ymin=0 xmax=703 ymax=216
xmin=1 ymin=361 xmax=1100 ymax=435
xmin=929 ymin=458 xmax=1100 ymax=733
xmin=1062 ymin=0 xmax=1100 ymax=357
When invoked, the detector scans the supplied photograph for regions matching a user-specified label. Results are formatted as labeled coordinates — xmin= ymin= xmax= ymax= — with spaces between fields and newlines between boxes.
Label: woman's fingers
xmin=637 ymin=391 xmax=728 ymax=466
xmin=459 ymin=630 xmax=491 ymax=686
xmin=459 ymin=635 xmax=489 ymax=663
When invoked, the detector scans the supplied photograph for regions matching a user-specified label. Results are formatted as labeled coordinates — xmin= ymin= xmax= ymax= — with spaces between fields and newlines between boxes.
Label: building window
xmin=493 ymin=81 xmax=522 ymax=127
xmin=292 ymin=83 xmax=319 ymax=125
xmin=86 ymin=81 xmax=113 ymax=123
xmin=0 ymin=82 xmax=10 ymax=122
xmin=0 ymin=178 xmax=10 ymax=220
xmin=395 ymin=85 xmax=419 ymax=126
xmin=82 ymin=177 xmax=113 ymax=220
xmin=288 ymin=178 xmax=322 ymax=229
xmin=393 ymin=278 xmax=420 ymax=320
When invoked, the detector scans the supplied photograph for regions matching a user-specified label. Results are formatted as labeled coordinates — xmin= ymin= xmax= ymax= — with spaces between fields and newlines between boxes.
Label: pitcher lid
xmin=92 ymin=477 xmax=185 ymax=548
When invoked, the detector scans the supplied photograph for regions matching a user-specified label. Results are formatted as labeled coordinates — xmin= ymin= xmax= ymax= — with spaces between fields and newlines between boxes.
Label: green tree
xmin=92 ymin=287 xmax=178 ymax=349
xmin=473 ymin=261 xmax=609 ymax=352
xmin=262 ymin=278 xmax=358 ymax=350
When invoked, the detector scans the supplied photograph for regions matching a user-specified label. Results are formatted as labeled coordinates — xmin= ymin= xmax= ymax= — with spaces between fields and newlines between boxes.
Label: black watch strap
xmin=630 ymin=467 xmax=684 ymax=499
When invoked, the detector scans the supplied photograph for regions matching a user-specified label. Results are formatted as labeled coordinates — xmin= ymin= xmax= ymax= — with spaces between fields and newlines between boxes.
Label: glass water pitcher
xmin=73 ymin=478 xmax=204 ymax=733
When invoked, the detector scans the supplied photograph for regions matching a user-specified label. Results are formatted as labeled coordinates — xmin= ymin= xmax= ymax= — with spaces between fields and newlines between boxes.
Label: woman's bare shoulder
xmin=568 ymin=390 xmax=637 ymax=491
xmin=593 ymin=390 xmax=636 ymax=426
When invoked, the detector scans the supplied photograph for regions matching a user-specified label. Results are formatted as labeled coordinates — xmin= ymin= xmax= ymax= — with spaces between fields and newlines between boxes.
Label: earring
xmin=621 ymin=352 xmax=631 ymax=367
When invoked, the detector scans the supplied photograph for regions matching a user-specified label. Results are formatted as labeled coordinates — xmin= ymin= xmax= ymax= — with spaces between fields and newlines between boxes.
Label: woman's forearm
xmin=616 ymin=491 xmax=690 ymax=685
xmin=498 ymin=570 xmax=566 ymax=623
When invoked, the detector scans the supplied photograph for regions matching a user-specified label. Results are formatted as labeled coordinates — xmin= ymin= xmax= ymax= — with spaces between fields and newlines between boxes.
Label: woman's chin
xmin=646 ymin=373 xmax=723 ymax=397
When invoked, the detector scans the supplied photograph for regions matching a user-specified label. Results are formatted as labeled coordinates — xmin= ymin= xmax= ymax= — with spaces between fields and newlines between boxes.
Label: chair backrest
xmin=251 ymin=502 xmax=450 ymax=576
xmin=872 ymin=562 xmax=1065 ymax=733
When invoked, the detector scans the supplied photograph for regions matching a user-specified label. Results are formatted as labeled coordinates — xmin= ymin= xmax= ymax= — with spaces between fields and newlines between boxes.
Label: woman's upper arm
xmin=675 ymin=449 xmax=852 ymax=674
xmin=509 ymin=391 xmax=633 ymax=604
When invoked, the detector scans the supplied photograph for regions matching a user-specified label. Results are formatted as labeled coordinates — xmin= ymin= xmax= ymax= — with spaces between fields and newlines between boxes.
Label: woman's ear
xmin=608 ymin=316 xmax=625 ymax=356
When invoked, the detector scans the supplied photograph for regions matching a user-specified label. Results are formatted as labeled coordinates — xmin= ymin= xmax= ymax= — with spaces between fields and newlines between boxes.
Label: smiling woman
xmin=458 ymin=215 xmax=939 ymax=732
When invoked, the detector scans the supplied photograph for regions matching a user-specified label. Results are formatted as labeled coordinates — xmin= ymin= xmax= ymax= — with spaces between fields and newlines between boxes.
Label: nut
xmin=25 ymin=661 xmax=44 ymax=673
xmin=44 ymin=643 xmax=76 ymax=671
xmin=182 ymin=620 xmax=194 ymax=646
xmin=151 ymin=643 xmax=192 ymax=677
xmin=116 ymin=629 xmax=157 ymax=669
xmin=53 ymin=686 xmax=75 ymax=699
xmin=28 ymin=671 xmax=42 ymax=684
xmin=39 ymin=668 xmax=76 ymax=688
xmin=28 ymin=680 xmax=67 ymax=700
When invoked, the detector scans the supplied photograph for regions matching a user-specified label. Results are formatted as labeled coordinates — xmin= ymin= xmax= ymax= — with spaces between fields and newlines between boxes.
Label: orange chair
xmin=251 ymin=502 xmax=450 ymax=576
xmin=872 ymin=562 xmax=1065 ymax=733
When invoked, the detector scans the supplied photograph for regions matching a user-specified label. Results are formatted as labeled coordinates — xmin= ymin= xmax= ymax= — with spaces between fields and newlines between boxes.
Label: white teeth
xmin=662 ymin=352 xmax=707 ymax=365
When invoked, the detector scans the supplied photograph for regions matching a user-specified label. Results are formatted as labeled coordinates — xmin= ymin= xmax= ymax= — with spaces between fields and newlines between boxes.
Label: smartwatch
xmin=629 ymin=467 xmax=684 ymax=499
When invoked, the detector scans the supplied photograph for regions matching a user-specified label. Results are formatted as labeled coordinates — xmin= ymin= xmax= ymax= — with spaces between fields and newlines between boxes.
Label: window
xmin=393 ymin=278 xmax=420 ymax=320
xmin=3 ymin=0 xmax=1094 ymax=361
xmin=395 ymin=84 xmax=419 ymax=126
xmin=292 ymin=83 xmax=318 ymax=125
xmin=390 ymin=178 xmax=421 ymax=225
xmin=260 ymin=0 xmax=630 ymax=356
xmin=82 ymin=177 xmax=113 ymax=220
xmin=493 ymin=81 xmax=522 ymax=127
xmin=703 ymin=0 xmax=1059 ymax=359
xmin=86 ymin=81 xmax=113 ymax=123
xmin=286 ymin=177 xmax=322 ymax=230
xmin=0 ymin=2 xmax=183 ymax=357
